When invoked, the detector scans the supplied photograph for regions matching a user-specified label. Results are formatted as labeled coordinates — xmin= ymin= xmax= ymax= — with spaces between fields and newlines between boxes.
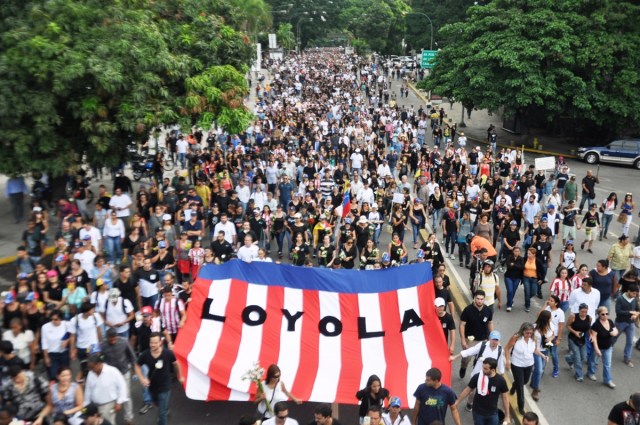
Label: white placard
xmin=535 ymin=156 xmax=555 ymax=171
xmin=392 ymin=193 xmax=405 ymax=204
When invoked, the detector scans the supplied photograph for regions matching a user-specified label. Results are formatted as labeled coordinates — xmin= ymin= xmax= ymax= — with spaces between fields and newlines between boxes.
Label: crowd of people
xmin=2 ymin=48 xmax=640 ymax=425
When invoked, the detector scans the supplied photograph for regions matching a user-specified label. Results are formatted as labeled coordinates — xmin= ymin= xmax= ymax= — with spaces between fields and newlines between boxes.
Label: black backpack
xmin=473 ymin=341 xmax=502 ymax=367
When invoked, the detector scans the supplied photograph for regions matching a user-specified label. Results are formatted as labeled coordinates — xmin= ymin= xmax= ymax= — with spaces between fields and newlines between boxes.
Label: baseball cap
xmin=510 ymin=220 xmax=517 ymax=226
xmin=17 ymin=273 xmax=28 ymax=280
xmin=294 ymin=213 xmax=302 ymax=219
xmin=162 ymin=214 xmax=172 ymax=221
xmin=46 ymin=270 xmax=58 ymax=278
xmin=158 ymin=241 xmax=167 ymax=249
xmin=434 ymin=297 xmax=446 ymax=307
xmin=389 ymin=397 xmax=402 ymax=408
xmin=489 ymin=330 xmax=501 ymax=340
xmin=25 ymin=292 xmax=35 ymax=302
xmin=141 ymin=306 xmax=153 ymax=316
xmin=541 ymin=217 xmax=548 ymax=222
xmin=82 ymin=403 xmax=100 ymax=418
xmin=82 ymin=234 xmax=91 ymax=241
xmin=547 ymin=204 xmax=555 ymax=209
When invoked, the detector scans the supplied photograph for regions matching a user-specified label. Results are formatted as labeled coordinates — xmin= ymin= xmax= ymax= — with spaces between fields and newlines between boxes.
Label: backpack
xmin=75 ymin=312 xmax=98 ymax=333
xmin=104 ymin=297 xmax=128 ymax=316
xmin=473 ymin=341 xmax=502 ymax=367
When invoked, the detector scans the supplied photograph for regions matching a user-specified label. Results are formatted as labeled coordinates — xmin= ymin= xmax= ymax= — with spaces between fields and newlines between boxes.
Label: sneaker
xmin=588 ymin=249 xmax=593 ymax=254
xmin=139 ymin=404 xmax=153 ymax=415
xmin=588 ymin=374 xmax=597 ymax=381
xmin=580 ymin=241 xmax=585 ymax=250
xmin=525 ymin=307 xmax=531 ymax=313
xmin=506 ymin=307 xmax=512 ymax=312
xmin=576 ymin=376 xmax=583 ymax=382
xmin=450 ymin=254 xmax=456 ymax=260
xmin=459 ymin=262 xmax=463 ymax=267
xmin=552 ymin=370 xmax=559 ymax=378
xmin=465 ymin=403 xmax=473 ymax=412
xmin=445 ymin=253 xmax=450 ymax=259
xmin=537 ymin=293 xmax=543 ymax=299
xmin=624 ymin=360 xmax=634 ymax=368
xmin=606 ymin=382 xmax=617 ymax=389
xmin=459 ymin=367 xmax=467 ymax=379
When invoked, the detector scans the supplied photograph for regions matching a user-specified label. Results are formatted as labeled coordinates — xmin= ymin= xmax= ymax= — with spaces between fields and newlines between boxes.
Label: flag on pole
xmin=341 ymin=181 xmax=351 ymax=219
xmin=174 ymin=260 xmax=449 ymax=408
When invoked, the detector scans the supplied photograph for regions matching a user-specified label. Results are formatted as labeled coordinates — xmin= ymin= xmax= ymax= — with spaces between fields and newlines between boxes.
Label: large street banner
xmin=175 ymin=260 xmax=450 ymax=408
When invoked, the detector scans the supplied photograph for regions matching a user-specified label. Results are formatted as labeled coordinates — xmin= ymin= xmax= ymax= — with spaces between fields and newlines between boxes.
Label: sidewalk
xmin=408 ymin=83 xmax=578 ymax=158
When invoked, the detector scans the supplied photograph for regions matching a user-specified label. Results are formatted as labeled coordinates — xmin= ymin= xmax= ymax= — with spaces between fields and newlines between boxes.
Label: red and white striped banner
xmin=174 ymin=261 xmax=450 ymax=407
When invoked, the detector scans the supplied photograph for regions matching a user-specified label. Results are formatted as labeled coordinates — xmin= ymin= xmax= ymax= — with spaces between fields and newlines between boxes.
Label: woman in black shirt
xmin=588 ymin=306 xmax=618 ymax=388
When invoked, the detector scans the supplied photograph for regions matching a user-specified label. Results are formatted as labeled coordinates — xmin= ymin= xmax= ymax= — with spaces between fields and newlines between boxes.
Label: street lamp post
xmin=405 ymin=12 xmax=433 ymax=51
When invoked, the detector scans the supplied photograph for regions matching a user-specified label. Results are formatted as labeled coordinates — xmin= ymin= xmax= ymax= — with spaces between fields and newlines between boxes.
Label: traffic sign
xmin=421 ymin=50 xmax=437 ymax=69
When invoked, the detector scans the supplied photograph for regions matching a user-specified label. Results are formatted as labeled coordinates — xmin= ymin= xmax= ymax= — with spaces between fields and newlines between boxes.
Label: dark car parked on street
xmin=577 ymin=139 xmax=640 ymax=169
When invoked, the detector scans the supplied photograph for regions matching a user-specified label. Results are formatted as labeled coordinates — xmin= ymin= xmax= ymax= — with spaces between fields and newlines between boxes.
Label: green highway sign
xmin=421 ymin=50 xmax=437 ymax=69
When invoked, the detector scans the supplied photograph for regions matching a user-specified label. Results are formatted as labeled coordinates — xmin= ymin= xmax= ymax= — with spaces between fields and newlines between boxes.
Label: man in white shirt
xmin=458 ymin=132 xmax=467 ymax=147
xmin=79 ymin=220 xmax=103 ymax=253
xmin=101 ymin=288 xmax=135 ymax=338
xmin=74 ymin=242 xmax=97 ymax=272
xmin=377 ymin=159 xmax=392 ymax=178
xmin=176 ymin=136 xmax=189 ymax=169
xmin=237 ymin=235 xmax=259 ymax=262
xmin=263 ymin=402 xmax=299 ymax=425
xmin=350 ymin=148 xmax=364 ymax=173
xmin=235 ymin=179 xmax=251 ymax=213
xmin=85 ymin=353 xmax=129 ymax=425
xmin=109 ymin=188 xmax=132 ymax=220
xmin=213 ymin=213 xmax=237 ymax=245
xmin=357 ymin=181 xmax=375 ymax=206
xmin=568 ymin=277 xmax=600 ymax=323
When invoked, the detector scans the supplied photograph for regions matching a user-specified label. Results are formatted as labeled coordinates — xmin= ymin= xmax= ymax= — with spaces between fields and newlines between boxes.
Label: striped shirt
xmin=550 ymin=278 xmax=571 ymax=302
xmin=155 ymin=297 xmax=185 ymax=335
xmin=320 ymin=178 xmax=334 ymax=199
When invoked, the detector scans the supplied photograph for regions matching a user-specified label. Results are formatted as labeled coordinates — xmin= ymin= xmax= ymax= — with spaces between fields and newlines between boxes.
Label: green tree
xmin=0 ymin=0 xmax=257 ymax=176
xmin=419 ymin=0 xmax=640 ymax=134
xmin=276 ymin=23 xmax=295 ymax=50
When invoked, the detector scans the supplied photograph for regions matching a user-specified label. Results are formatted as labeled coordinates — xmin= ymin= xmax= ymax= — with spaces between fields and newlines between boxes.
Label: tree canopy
xmin=418 ymin=0 xmax=640 ymax=134
xmin=0 ymin=0 xmax=259 ymax=176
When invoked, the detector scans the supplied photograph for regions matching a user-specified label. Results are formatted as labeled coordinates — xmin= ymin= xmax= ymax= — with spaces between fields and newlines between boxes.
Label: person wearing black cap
xmin=607 ymin=393 xmax=640 ymax=425
xmin=82 ymin=402 xmax=113 ymax=425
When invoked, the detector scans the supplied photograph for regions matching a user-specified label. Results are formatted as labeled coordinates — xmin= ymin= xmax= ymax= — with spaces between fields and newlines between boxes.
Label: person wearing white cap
xmin=350 ymin=148 xmax=364 ymax=174
xmin=435 ymin=297 xmax=456 ymax=355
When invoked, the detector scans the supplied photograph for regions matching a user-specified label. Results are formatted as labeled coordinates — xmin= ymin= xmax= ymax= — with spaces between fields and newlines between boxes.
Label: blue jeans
xmin=178 ymin=152 xmax=186 ymax=169
xmin=373 ymin=227 xmax=381 ymax=245
xmin=153 ymin=390 xmax=171 ymax=425
xmin=141 ymin=364 xmax=153 ymax=405
xmin=47 ymin=351 xmax=70 ymax=380
xmin=142 ymin=294 xmax=159 ymax=309
xmin=588 ymin=346 xmax=613 ymax=384
xmin=106 ymin=236 xmax=122 ymax=264
xmin=601 ymin=214 xmax=613 ymax=238
xmin=274 ymin=231 xmax=285 ymax=253
xmin=579 ymin=194 xmax=595 ymax=212
xmin=522 ymin=277 xmax=538 ymax=309
xmin=412 ymin=218 xmax=424 ymax=244
xmin=457 ymin=242 xmax=470 ymax=265
xmin=566 ymin=339 xmax=587 ymax=379
xmin=531 ymin=350 xmax=548 ymax=390
xmin=550 ymin=340 xmax=559 ymax=374
xmin=472 ymin=411 xmax=499 ymax=425
xmin=444 ymin=231 xmax=457 ymax=254
xmin=504 ymin=277 xmax=520 ymax=309
xmin=613 ymin=321 xmax=635 ymax=362
xmin=431 ymin=208 xmax=442 ymax=230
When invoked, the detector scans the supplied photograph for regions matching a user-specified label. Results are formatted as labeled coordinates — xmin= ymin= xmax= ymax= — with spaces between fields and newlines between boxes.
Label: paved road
xmin=0 ymin=67 xmax=639 ymax=425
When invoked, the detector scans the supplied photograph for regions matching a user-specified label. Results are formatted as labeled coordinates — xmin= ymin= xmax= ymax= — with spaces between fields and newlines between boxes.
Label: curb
xmin=419 ymin=228 xmax=549 ymax=425
xmin=407 ymin=83 xmax=578 ymax=159
xmin=0 ymin=246 xmax=56 ymax=267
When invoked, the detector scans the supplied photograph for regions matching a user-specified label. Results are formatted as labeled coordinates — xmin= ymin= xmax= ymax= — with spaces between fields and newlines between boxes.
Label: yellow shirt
xmin=195 ymin=185 xmax=211 ymax=208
